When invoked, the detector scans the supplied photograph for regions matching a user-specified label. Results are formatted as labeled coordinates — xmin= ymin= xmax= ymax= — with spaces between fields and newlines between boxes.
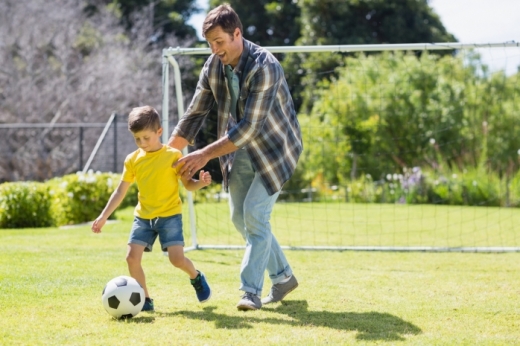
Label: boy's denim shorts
xmin=128 ymin=214 xmax=184 ymax=252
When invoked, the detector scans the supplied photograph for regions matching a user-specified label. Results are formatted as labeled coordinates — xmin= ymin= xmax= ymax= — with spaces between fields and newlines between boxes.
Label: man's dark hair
xmin=202 ymin=3 xmax=243 ymax=37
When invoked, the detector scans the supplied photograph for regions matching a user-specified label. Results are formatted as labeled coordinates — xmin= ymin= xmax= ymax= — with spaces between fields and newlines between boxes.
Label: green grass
xmin=192 ymin=202 xmax=520 ymax=248
xmin=1 ymin=205 xmax=520 ymax=345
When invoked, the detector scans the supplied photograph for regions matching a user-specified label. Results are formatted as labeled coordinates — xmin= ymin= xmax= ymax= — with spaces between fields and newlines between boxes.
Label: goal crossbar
xmin=164 ymin=41 xmax=519 ymax=57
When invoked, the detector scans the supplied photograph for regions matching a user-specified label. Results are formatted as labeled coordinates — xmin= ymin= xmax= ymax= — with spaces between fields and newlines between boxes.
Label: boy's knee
xmin=169 ymin=255 xmax=185 ymax=268
xmin=126 ymin=253 xmax=140 ymax=266
xmin=167 ymin=246 xmax=185 ymax=268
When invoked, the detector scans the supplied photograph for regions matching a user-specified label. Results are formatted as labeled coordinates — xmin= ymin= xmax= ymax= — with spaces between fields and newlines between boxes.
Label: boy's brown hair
xmin=128 ymin=106 xmax=161 ymax=133
xmin=202 ymin=3 xmax=243 ymax=38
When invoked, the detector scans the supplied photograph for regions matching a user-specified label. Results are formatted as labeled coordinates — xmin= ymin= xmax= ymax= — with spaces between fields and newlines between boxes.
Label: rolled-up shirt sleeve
xmin=227 ymin=63 xmax=281 ymax=148
xmin=172 ymin=63 xmax=215 ymax=145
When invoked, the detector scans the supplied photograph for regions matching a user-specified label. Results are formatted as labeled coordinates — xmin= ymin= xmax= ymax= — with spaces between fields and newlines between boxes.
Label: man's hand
xmin=174 ymin=149 xmax=210 ymax=178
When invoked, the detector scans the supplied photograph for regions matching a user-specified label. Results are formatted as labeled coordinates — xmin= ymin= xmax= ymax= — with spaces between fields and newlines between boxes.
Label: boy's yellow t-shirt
xmin=122 ymin=145 xmax=183 ymax=219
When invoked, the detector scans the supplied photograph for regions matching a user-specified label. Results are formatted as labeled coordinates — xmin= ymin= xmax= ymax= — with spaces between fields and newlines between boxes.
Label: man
xmin=168 ymin=4 xmax=302 ymax=311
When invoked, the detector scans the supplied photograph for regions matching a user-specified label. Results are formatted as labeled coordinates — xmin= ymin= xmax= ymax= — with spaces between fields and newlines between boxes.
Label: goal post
xmin=161 ymin=41 xmax=520 ymax=253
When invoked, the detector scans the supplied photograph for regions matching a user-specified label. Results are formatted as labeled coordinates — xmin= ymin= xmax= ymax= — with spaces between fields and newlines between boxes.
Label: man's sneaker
xmin=261 ymin=275 xmax=299 ymax=304
xmin=142 ymin=298 xmax=154 ymax=312
xmin=191 ymin=271 xmax=211 ymax=303
xmin=236 ymin=292 xmax=262 ymax=311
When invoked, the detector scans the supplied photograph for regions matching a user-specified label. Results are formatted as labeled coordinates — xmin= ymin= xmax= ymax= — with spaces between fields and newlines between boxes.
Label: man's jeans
xmin=229 ymin=148 xmax=293 ymax=296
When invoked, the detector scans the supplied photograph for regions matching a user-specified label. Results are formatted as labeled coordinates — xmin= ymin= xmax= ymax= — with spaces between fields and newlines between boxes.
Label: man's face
xmin=205 ymin=26 xmax=243 ymax=67
xmin=132 ymin=128 xmax=163 ymax=153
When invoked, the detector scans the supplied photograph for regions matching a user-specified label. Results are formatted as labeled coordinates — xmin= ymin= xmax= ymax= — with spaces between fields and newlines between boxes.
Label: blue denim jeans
xmin=229 ymin=148 xmax=293 ymax=296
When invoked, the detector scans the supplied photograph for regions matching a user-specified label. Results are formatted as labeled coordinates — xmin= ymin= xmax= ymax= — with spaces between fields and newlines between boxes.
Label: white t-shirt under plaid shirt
xmin=172 ymin=38 xmax=303 ymax=196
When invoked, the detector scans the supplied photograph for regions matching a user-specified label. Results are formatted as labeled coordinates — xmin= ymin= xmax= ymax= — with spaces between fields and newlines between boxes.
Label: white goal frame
xmin=161 ymin=41 xmax=520 ymax=253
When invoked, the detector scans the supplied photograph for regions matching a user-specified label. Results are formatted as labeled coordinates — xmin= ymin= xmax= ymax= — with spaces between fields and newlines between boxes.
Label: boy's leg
xmin=167 ymin=245 xmax=212 ymax=303
xmin=127 ymin=215 xmax=159 ymax=300
xmin=159 ymin=215 xmax=211 ymax=303
xmin=167 ymin=245 xmax=197 ymax=279
xmin=126 ymin=243 xmax=149 ymax=297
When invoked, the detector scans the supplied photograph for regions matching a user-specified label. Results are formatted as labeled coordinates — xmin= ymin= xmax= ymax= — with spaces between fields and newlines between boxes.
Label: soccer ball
xmin=102 ymin=276 xmax=145 ymax=319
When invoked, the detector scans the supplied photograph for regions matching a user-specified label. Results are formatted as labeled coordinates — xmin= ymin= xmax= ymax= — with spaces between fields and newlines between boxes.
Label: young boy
xmin=91 ymin=105 xmax=212 ymax=312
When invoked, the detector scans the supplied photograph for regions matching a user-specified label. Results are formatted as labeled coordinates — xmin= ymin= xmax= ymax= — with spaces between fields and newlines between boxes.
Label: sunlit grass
xmin=1 ymin=205 xmax=519 ymax=345
xmin=192 ymin=202 xmax=520 ymax=248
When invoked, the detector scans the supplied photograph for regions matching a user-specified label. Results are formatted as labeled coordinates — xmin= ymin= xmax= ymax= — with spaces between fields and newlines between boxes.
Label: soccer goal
xmin=162 ymin=41 xmax=520 ymax=253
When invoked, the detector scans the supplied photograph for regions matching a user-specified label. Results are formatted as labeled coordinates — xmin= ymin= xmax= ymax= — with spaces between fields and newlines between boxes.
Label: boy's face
xmin=205 ymin=26 xmax=243 ymax=67
xmin=132 ymin=128 xmax=163 ymax=152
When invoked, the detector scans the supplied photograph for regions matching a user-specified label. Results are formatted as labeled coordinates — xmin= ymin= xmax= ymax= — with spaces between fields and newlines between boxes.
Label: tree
xmin=300 ymin=52 xmax=492 ymax=184
xmin=283 ymin=0 xmax=457 ymax=112
xmin=298 ymin=0 xmax=455 ymax=46
xmin=87 ymin=0 xmax=201 ymax=41
xmin=209 ymin=0 xmax=301 ymax=46
xmin=0 ymin=0 xmax=193 ymax=181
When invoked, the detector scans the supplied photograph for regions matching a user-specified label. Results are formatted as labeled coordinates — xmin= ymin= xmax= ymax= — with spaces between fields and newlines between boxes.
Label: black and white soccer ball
xmin=102 ymin=276 xmax=145 ymax=319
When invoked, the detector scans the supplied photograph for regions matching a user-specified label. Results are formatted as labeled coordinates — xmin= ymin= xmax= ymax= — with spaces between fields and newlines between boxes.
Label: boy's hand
xmin=198 ymin=170 xmax=212 ymax=187
xmin=91 ymin=217 xmax=107 ymax=233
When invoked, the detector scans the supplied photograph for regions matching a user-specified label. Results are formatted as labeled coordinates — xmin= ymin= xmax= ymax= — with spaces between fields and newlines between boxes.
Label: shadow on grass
xmin=163 ymin=301 xmax=421 ymax=341
xmin=111 ymin=315 xmax=156 ymax=324
xmin=268 ymin=300 xmax=421 ymax=341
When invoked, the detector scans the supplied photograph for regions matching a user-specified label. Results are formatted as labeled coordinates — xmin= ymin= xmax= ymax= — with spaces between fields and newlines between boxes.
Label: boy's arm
xmin=91 ymin=180 xmax=131 ymax=233
xmin=181 ymin=170 xmax=212 ymax=192
xmin=168 ymin=136 xmax=189 ymax=152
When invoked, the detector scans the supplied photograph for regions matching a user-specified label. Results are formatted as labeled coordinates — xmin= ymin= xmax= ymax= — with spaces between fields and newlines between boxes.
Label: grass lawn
xmin=192 ymin=202 xmax=520 ymax=249
xmin=1 ymin=205 xmax=519 ymax=345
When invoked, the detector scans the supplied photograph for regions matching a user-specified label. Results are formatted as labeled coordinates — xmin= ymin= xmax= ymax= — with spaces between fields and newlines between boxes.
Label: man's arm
xmin=170 ymin=59 xmax=216 ymax=150
xmin=168 ymin=135 xmax=190 ymax=152
xmin=173 ymin=135 xmax=239 ymax=177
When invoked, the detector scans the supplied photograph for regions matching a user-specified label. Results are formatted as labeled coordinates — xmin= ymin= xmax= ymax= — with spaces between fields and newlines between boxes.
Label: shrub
xmin=0 ymin=182 xmax=53 ymax=228
xmin=457 ymin=170 xmax=502 ymax=207
xmin=48 ymin=171 xmax=133 ymax=226
xmin=423 ymin=169 xmax=502 ymax=206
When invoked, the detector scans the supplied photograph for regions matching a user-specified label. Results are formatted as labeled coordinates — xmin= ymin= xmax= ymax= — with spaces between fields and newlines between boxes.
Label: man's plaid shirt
xmin=172 ymin=39 xmax=303 ymax=195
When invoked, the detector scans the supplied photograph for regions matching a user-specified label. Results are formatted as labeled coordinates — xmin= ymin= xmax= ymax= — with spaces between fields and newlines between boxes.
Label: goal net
xmin=162 ymin=42 xmax=520 ymax=252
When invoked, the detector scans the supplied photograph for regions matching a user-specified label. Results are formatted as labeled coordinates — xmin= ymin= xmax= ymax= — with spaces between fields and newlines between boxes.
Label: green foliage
xmin=301 ymin=166 xmax=515 ymax=208
xmin=298 ymin=109 xmax=350 ymax=186
xmin=0 ymin=170 xmax=220 ymax=228
xmin=210 ymin=0 xmax=301 ymax=46
xmin=298 ymin=0 xmax=455 ymax=46
xmin=0 ymin=182 xmax=53 ymax=228
xmin=411 ymin=168 xmax=502 ymax=207
xmin=298 ymin=51 xmax=520 ymax=189
xmin=507 ymin=170 xmax=520 ymax=207
xmin=190 ymin=183 xmax=225 ymax=204
xmin=73 ymin=22 xmax=104 ymax=55
xmin=282 ymin=0 xmax=457 ymax=111
xmin=104 ymin=0 xmax=200 ymax=40
xmin=48 ymin=172 xmax=135 ymax=227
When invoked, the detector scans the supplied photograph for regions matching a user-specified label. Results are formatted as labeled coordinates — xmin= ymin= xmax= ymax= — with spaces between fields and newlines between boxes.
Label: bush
xmin=0 ymin=169 xmax=219 ymax=229
xmin=190 ymin=183 xmax=226 ymax=204
xmin=48 ymin=171 xmax=134 ymax=226
xmin=0 ymin=182 xmax=53 ymax=228
xmin=507 ymin=172 xmax=520 ymax=207
xmin=301 ymin=166 xmax=510 ymax=207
